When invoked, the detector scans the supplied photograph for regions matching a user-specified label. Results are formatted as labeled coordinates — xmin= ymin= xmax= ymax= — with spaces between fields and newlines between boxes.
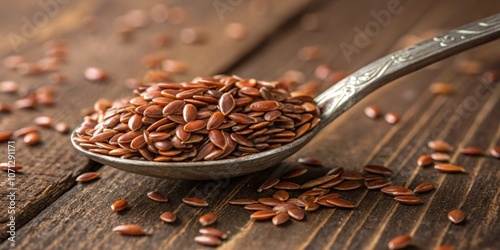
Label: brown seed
xmin=364 ymin=165 xmax=393 ymax=176
xmin=460 ymin=146 xmax=483 ymax=156
xmin=287 ymin=208 xmax=305 ymax=221
xmin=76 ymin=172 xmax=100 ymax=183
xmin=304 ymin=200 xmax=320 ymax=211
xmin=3 ymin=55 xmax=25 ymax=70
xmin=183 ymin=104 xmax=197 ymax=122
xmin=199 ymin=212 xmax=217 ymax=226
xmin=333 ymin=181 xmax=362 ymax=191
xmin=244 ymin=204 xmax=273 ymax=211
xmin=0 ymin=80 xmax=19 ymax=93
xmin=250 ymin=210 xmax=278 ymax=220
xmin=228 ymin=113 xmax=257 ymax=124
xmin=272 ymin=212 xmax=290 ymax=226
xmin=388 ymin=235 xmax=412 ymax=249
xmin=249 ymin=100 xmax=280 ymax=112
xmin=207 ymin=111 xmax=225 ymax=130
xmin=55 ymin=122 xmax=70 ymax=134
xmin=160 ymin=211 xmax=176 ymax=223
xmin=448 ymin=209 xmax=465 ymax=224
xmin=326 ymin=197 xmax=356 ymax=208
xmin=182 ymin=197 xmax=208 ymax=207
xmin=394 ymin=196 xmax=421 ymax=205
xmin=180 ymin=27 xmax=206 ymax=44
xmin=194 ymin=235 xmax=221 ymax=247
xmin=112 ymin=224 xmax=145 ymax=236
xmin=431 ymin=152 xmax=450 ymax=162
xmin=23 ymin=132 xmax=40 ymax=145
xmin=162 ymin=60 xmax=188 ymax=74
xmin=434 ymin=164 xmax=466 ymax=173
xmin=366 ymin=179 xmax=392 ymax=189
xmin=84 ymin=67 xmax=107 ymax=81
xmin=364 ymin=174 xmax=384 ymax=182
xmin=318 ymin=177 xmax=344 ymax=188
xmin=429 ymin=82 xmax=454 ymax=95
xmin=229 ymin=199 xmax=258 ymax=205
xmin=273 ymin=203 xmax=297 ymax=212
xmin=435 ymin=245 xmax=455 ymax=250
xmin=490 ymin=146 xmax=500 ymax=158
xmin=147 ymin=191 xmax=168 ymax=202
xmin=111 ymin=199 xmax=128 ymax=212
xmin=364 ymin=105 xmax=381 ymax=118
xmin=428 ymin=140 xmax=452 ymax=152
xmin=297 ymin=45 xmax=320 ymax=61
xmin=417 ymin=155 xmax=433 ymax=167
xmin=385 ymin=112 xmax=399 ymax=124
xmin=199 ymin=227 xmax=228 ymax=239
xmin=273 ymin=181 xmax=301 ymax=190
xmin=341 ymin=172 xmax=364 ymax=180
xmin=225 ymin=22 xmax=247 ymax=40
xmin=273 ymin=190 xmax=289 ymax=201
xmin=298 ymin=157 xmax=323 ymax=166
xmin=381 ymin=186 xmax=414 ymax=196
xmin=413 ymin=182 xmax=434 ymax=193
xmin=0 ymin=162 xmax=22 ymax=171
xmin=301 ymin=175 xmax=338 ymax=189
xmin=281 ymin=168 xmax=308 ymax=179
xmin=184 ymin=120 xmax=207 ymax=132
xmin=257 ymin=178 xmax=280 ymax=192
xmin=326 ymin=167 xmax=344 ymax=176
xmin=219 ymin=93 xmax=236 ymax=115
xmin=0 ymin=131 xmax=13 ymax=142
xmin=258 ymin=198 xmax=283 ymax=206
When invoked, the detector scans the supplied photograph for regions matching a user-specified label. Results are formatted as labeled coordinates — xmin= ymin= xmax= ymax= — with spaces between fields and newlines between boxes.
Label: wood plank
xmin=2 ymin=0 xmax=500 ymax=249
xmin=0 ymin=0 xmax=312 ymax=242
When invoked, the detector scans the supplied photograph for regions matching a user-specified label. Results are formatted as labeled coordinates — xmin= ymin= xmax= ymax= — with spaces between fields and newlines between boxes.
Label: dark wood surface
xmin=0 ymin=0 xmax=499 ymax=249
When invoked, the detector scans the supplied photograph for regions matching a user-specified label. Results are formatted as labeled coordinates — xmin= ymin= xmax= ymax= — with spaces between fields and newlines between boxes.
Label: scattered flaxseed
xmin=112 ymin=224 xmax=146 ymax=236
xmin=388 ymin=234 xmax=412 ymax=249
xmin=448 ymin=209 xmax=465 ymax=224
xmin=111 ymin=199 xmax=128 ymax=212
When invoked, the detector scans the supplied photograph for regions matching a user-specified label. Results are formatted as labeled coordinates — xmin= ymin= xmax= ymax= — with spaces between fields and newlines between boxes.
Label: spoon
xmin=72 ymin=14 xmax=500 ymax=180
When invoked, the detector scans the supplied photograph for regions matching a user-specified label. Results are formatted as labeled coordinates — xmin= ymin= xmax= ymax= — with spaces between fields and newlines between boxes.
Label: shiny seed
xmin=147 ymin=191 xmax=168 ymax=202
xmin=111 ymin=199 xmax=128 ymax=212
xmin=318 ymin=177 xmax=344 ymax=188
xmin=413 ymin=182 xmax=434 ymax=193
xmin=249 ymin=100 xmax=280 ymax=111
xmin=394 ymin=196 xmax=421 ymax=205
xmin=76 ymin=172 xmax=100 ymax=183
xmin=298 ymin=157 xmax=323 ymax=166
xmin=490 ymin=146 xmax=500 ymax=158
xmin=366 ymin=179 xmax=392 ymax=189
xmin=229 ymin=199 xmax=258 ymax=205
xmin=281 ymin=168 xmax=308 ymax=179
xmin=219 ymin=93 xmax=235 ymax=115
xmin=381 ymin=186 xmax=414 ymax=196
xmin=434 ymin=164 xmax=466 ymax=173
xmin=304 ymin=200 xmax=320 ymax=211
xmin=273 ymin=190 xmax=289 ymax=201
xmin=326 ymin=197 xmax=356 ymax=208
xmin=199 ymin=212 xmax=217 ymax=226
xmin=257 ymin=178 xmax=280 ymax=192
xmin=428 ymin=140 xmax=452 ymax=152
xmin=388 ymin=235 xmax=412 ymax=249
xmin=417 ymin=155 xmax=433 ymax=167
xmin=23 ymin=132 xmax=40 ymax=145
xmin=385 ymin=112 xmax=399 ymax=124
xmin=272 ymin=212 xmax=290 ymax=226
xmin=84 ymin=67 xmax=107 ymax=81
xmin=55 ymin=122 xmax=70 ymax=133
xmin=112 ymin=224 xmax=146 ymax=236
xmin=287 ymin=208 xmax=305 ymax=221
xmin=183 ymin=104 xmax=197 ymax=122
xmin=429 ymin=82 xmax=454 ymax=95
xmin=448 ymin=209 xmax=465 ymax=224
xmin=273 ymin=181 xmax=301 ymax=190
xmin=160 ymin=212 xmax=176 ymax=223
xmin=182 ymin=197 xmax=208 ymax=207
xmin=333 ymin=180 xmax=362 ymax=190
xmin=258 ymin=198 xmax=284 ymax=206
xmin=364 ymin=105 xmax=381 ymax=118
xmin=301 ymin=175 xmax=338 ymax=189
xmin=207 ymin=111 xmax=224 ymax=130
xmin=431 ymin=152 xmax=450 ymax=162
xmin=199 ymin=227 xmax=228 ymax=239
xmin=244 ymin=204 xmax=273 ymax=211
xmin=34 ymin=116 xmax=52 ymax=127
xmin=184 ymin=120 xmax=207 ymax=132
xmin=250 ymin=210 xmax=279 ymax=220
xmin=460 ymin=146 xmax=483 ymax=156
xmin=364 ymin=165 xmax=393 ymax=176
xmin=341 ymin=172 xmax=364 ymax=180
xmin=194 ymin=235 xmax=221 ymax=247
xmin=0 ymin=162 xmax=22 ymax=171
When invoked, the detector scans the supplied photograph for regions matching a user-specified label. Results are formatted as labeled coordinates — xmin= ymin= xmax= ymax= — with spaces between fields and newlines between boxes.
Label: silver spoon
xmin=72 ymin=14 xmax=500 ymax=180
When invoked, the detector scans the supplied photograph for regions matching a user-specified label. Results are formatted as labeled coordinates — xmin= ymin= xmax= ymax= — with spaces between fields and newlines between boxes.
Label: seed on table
xmin=326 ymin=197 xmax=356 ymax=209
xmin=281 ymin=168 xmax=308 ymax=179
xmin=381 ymin=186 xmax=414 ymax=196
xmin=23 ymin=132 xmax=40 ymax=145
xmin=111 ymin=199 xmax=128 ymax=212
xmin=431 ymin=152 xmax=450 ymax=162
xmin=489 ymin=146 xmax=500 ymax=158
xmin=182 ymin=197 xmax=208 ymax=207
xmin=228 ymin=199 xmax=258 ymax=205
xmin=34 ymin=116 xmax=53 ymax=127
xmin=428 ymin=140 xmax=452 ymax=152
xmin=194 ymin=235 xmax=221 ymax=247
xmin=434 ymin=164 xmax=466 ymax=173
xmin=199 ymin=212 xmax=218 ymax=226
xmin=388 ymin=235 xmax=412 ymax=250
xmin=287 ymin=208 xmax=305 ymax=221
xmin=455 ymin=59 xmax=483 ymax=74
xmin=394 ymin=196 xmax=421 ymax=205
xmin=112 ymin=224 xmax=146 ymax=236
xmin=249 ymin=100 xmax=280 ymax=112
xmin=54 ymin=122 xmax=70 ymax=134
xmin=364 ymin=105 xmax=381 ymax=118
xmin=0 ymin=131 xmax=13 ymax=142
xmin=199 ymin=227 xmax=228 ymax=240
xmin=417 ymin=155 xmax=433 ymax=167
xmin=273 ymin=190 xmax=289 ymax=201
xmin=448 ymin=209 xmax=465 ymax=224
xmin=326 ymin=167 xmax=344 ymax=176
xmin=250 ymin=210 xmax=279 ymax=220
xmin=155 ymin=210 xmax=177 ymax=224
xmin=147 ymin=191 xmax=168 ymax=202
xmin=0 ymin=162 xmax=22 ymax=171
xmin=84 ymin=67 xmax=107 ymax=81
xmin=258 ymin=198 xmax=283 ymax=206
xmin=333 ymin=181 xmax=362 ymax=191
xmin=0 ymin=104 xmax=12 ymax=113
xmin=301 ymin=175 xmax=338 ymax=189
xmin=364 ymin=165 xmax=393 ymax=176
xmin=76 ymin=172 xmax=100 ymax=183
xmin=460 ymin=146 xmax=483 ymax=156
xmin=297 ymin=45 xmax=320 ymax=61
xmin=429 ymin=82 xmax=454 ymax=95
xmin=413 ymin=182 xmax=434 ymax=193
xmin=435 ymin=245 xmax=455 ymax=250
xmin=341 ymin=172 xmax=364 ymax=180
xmin=244 ymin=204 xmax=273 ymax=211
xmin=225 ymin=22 xmax=247 ymax=40
xmin=3 ymin=55 xmax=25 ymax=70
xmin=298 ymin=157 xmax=323 ymax=166
xmin=273 ymin=181 xmax=301 ymax=190
xmin=304 ymin=200 xmax=320 ymax=211
xmin=272 ymin=212 xmax=290 ymax=226
xmin=180 ymin=27 xmax=206 ymax=44
xmin=363 ymin=174 xmax=383 ymax=182
xmin=0 ymin=80 xmax=19 ymax=93
xmin=384 ymin=112 xmax=399 ymax=124
xmin=318 ymin=177 xmax=344 ymax=188
xmin=162 ymin=60 xmax=188 ymax=74
xmin=482 ymin=69 xmax=499 ymax=84
xmin=257 ymin=178 xmax=280 ymax=192
xmin=366 ymin=179 xmax=392 ymax=189
xmin=273 ymin=203 xmax=297 ymax=212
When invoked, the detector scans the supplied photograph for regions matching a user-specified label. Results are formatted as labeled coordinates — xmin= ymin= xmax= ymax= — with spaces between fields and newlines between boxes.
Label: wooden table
xmin=1 ymin=0 xmax=499 ymax=249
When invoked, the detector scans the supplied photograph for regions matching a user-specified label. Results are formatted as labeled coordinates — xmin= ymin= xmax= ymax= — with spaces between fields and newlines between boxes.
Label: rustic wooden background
xmin=0 ymin=0 xmax=499 ymax=249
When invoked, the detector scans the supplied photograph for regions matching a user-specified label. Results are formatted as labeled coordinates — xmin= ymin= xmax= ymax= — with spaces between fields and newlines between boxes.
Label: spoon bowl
xmin=72 ymin=14 xmax=500 ymax=180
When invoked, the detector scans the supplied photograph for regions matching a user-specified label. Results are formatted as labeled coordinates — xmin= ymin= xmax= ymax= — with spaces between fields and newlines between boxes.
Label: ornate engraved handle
xmin=315 ymin=13 xmax=500 ymax=129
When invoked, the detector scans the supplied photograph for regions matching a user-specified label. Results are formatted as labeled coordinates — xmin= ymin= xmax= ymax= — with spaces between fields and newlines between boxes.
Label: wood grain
xmin=1 ymin=0 xmax=499 ymax=249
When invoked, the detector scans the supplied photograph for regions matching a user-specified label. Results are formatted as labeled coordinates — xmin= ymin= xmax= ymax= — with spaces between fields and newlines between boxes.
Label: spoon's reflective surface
xmin=72 ymin=14 xmax=500 ymax=180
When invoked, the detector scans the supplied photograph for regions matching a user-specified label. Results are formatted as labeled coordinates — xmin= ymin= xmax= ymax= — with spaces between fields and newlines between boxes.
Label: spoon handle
xmin=315 ymin=13 xmax=500 ymax=129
